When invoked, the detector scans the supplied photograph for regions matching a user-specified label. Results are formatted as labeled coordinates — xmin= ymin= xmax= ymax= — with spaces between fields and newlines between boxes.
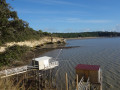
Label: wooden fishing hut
xmin=32 ymin=56 xmax=59 ymax=70
xmin=75 ymin=64 xmax=102 ymax=90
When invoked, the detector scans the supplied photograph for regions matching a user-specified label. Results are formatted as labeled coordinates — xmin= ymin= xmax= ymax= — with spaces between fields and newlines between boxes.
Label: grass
xmin=0 ymin=78 xmax=25 ymax=90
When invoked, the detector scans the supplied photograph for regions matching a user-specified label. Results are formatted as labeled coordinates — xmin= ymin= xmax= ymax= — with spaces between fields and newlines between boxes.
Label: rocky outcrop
xmin=0 ymin=37 xmax=65 ymax=53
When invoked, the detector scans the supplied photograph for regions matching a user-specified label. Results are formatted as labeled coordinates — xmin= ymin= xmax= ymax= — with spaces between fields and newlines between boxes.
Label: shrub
xmin=0 ymin=45 xmax=30 ymax=67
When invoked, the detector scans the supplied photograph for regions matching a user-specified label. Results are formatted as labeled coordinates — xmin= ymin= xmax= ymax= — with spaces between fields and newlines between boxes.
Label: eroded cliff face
xmin=0 ymin=37 xmax=65 ymax=52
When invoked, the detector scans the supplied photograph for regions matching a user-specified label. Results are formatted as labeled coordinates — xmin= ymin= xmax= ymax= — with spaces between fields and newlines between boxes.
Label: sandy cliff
xmin=0 ymin=37 xmax=65 ymax=53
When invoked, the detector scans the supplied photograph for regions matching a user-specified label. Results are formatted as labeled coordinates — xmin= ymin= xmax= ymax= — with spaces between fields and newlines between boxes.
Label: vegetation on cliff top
xmin=0 ymin=0 xmax=51 ymax=46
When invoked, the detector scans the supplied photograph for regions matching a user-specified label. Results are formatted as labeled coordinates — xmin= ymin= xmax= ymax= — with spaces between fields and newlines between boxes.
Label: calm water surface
xmin=39 ymin=37 xmax=120 ymax=90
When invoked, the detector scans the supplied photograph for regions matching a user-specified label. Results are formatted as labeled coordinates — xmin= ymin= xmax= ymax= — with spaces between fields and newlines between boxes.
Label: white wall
xmin=98 ymin=69 xmax=101 ymax=82
xmin=38 ymin=59 xmax=49 ymax=70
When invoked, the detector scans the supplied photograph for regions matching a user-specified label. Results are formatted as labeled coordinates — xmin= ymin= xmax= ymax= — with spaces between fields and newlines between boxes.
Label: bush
xmin=0 ymin=45 xmax=30 ymax=67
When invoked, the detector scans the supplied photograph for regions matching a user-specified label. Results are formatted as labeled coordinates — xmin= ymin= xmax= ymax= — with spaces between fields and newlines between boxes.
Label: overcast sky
xmin=7 ymin=0 xmax=120 ymax=32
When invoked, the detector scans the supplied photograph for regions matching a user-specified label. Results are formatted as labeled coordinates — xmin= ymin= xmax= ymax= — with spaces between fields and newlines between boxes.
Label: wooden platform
xmin=0 ymin=61 xmax=59 ymax=78
xmin=0 ymin=66 xmax=28 ymax=78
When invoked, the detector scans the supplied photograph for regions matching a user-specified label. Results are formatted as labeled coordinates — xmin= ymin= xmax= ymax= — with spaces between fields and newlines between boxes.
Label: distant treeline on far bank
xmin=53 ymin=31 xmax=120 ymax=38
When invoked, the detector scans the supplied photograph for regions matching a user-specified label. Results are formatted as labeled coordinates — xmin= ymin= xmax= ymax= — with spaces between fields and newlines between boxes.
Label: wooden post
xmin=26 ymin=71 xmax=29 ymax=82
xmin=55 ymin=76 xmax=57 ymax=90
xmin=23 ymin=73 xmax=26 ymax=90
xmin=41 ymin=70 xmax=43 ymax=87
xmin=17 ymin=72 xmax=18 ymax=82
xmin=33 ymin=53 xmax=35 ymax=67
xmin=76 ymin=74 xmax=78 ymax=90
xmin=65 ymin=73 xmax=68 ymax=90
xmin=36 ymin=70 xmax=37 ymax=88
xmin=38 ymin=70 xmax=40 ymax=90
xmin=44 ymin=70 xmax=46 ymax=88
xmin=25 ymin=72 xmax=27 ymax=85
xmin=50 ymin=69 xmax=52 ymax=88
xmin=48 ymin=69 xmax=51 ymax=88
xmin=61 ymin=84 xmax=62 ymax=90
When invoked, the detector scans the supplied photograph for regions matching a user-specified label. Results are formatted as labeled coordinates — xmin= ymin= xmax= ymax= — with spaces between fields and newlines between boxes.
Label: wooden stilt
xmin=25 ymin=72 xmax=26 ymax=83
xmin=44 ymin=70 xmax=46 ymax=88
xmin=50 ymin=69 xmax=52 ymax=88
xmin=41 ymin=70 xmax=43 ymax=88
xmin=65 ymin=73 xmax=68 ymax=90
xmin=26 ymin=70 xmax=28 ymax=82
xmin=17 ymin=73 xmax=18 ymax=82
xmin=76 ymin=74 xmax=78 ymax=90
xmin=61 ymin=84 xmax=62 ymax=90
xmin=38 ymin=70 xmax=40 ymax=90
xmin=55 ymin=76 xmax=57 ymax=90
xmin=35 ymin=70 xmax=37 ymax=89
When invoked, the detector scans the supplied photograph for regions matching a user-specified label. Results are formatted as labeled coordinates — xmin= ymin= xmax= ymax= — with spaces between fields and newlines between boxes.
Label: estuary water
xmin=39 ymin=37 xmax=120 ymax=90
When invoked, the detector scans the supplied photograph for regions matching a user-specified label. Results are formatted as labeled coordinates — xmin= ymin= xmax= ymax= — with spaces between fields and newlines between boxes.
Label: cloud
xmin=82 ymin=28 xmax=91 ymax=32
xmin=64 ymin=18 xmax=111 ymax=23
xmin=43 ymin=28 xmax=60 ymax=33
xmin=115 ymin=24 xmax=120 ymax=31
xmin=64 ymin=28 xmax=91 ymax=33
xmin=43 ymin=27 xmax=92 ymax=33
xmin=17 ymin=9 xmax=86 ymax=15
xmin=113 ymin=24 xmax=120 ymax=32
xmin=16 ymin=9 xmax=110 ymax=24
xmin=39 ymin=18 xmax=112 ymax=23
xmin=63 ymin=28 xmax=76 ymax=32
xmin=27 ymin=0 xmax=86 ymax=7
xmin=109 ymin=24 xmax=120 ymax=32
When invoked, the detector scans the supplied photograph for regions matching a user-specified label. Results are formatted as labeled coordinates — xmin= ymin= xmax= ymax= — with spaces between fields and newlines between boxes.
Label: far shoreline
xmin=65 ymin=37 xmax=103 ymax=40
xmin=65 ymin=36 xmax=120 ymax=40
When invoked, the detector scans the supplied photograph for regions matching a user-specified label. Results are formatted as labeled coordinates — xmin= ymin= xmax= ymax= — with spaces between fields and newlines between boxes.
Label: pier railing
xmin=44 ymin=61 xmax=59 ymax=70
xmin=0 ymin=66 xmax=28 ymax=78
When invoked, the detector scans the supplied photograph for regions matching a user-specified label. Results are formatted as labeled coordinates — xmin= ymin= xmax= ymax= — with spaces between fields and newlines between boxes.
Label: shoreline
xmin=2 ymin=36 xmax=119 ymax=69
xmin=1 ymin=42 xmax=80 ymax=69
xmin=65 ymin=37 xmax=103 ymax=40
xmin=65 ymin=36 xmax=120 ymax=40
xmin=0 ymin=37 xmax=65 ymax=53
xmin=1 ymin=43 xmax=65 ymax=69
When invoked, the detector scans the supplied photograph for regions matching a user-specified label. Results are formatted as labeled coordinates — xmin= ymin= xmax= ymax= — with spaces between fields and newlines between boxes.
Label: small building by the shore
xmin=75 ymin=64 xmax=102 ymax=90
xmin=32 ymin=56 xmax=59 ymax=70
xmin=75 ymin=64 xmax=102 ymax=83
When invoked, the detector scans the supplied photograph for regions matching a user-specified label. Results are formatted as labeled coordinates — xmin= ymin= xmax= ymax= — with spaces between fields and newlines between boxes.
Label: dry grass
xmin=0 ymin=77 xmax=25 ymax=90
xmin=0 ymin=70 xmax=58 ymax=90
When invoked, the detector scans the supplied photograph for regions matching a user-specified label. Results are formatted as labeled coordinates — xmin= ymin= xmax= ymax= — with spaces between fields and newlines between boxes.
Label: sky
xmin=7 ymin=0 xmax=120 ymax=33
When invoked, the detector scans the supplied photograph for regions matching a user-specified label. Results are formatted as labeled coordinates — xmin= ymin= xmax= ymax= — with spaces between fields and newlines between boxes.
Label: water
xmin=39 ymin=37 xmax=120 ymax=90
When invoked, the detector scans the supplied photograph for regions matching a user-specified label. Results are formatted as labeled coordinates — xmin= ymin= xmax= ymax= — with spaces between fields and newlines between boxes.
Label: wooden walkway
xmin=0 ymin=66 xmax=28 ymax=78
xmin=0 ymin=61 xmax=59 ymax=78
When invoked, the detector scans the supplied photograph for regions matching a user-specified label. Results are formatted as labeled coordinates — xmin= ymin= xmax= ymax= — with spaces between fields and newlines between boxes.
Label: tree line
xmin=53 ymin=31 xmax=120 ymax=38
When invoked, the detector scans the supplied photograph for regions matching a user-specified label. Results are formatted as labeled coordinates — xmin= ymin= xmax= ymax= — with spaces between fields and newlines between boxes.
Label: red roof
xmin=75 ymin=64 xmax=100 ymax=71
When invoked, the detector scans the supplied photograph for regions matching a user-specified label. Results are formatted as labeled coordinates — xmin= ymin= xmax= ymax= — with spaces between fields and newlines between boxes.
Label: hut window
xmin=35 ymin=61 xmax=38 ymax=65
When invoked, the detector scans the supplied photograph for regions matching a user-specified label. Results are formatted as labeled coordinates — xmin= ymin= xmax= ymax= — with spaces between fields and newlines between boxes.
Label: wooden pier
xmin=0 ymin=57 xmax=102 ymax=90
xmin=0 ymin=56 xmax=59 ymax=78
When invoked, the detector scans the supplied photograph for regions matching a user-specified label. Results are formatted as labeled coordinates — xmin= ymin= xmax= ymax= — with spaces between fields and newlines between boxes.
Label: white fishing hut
xmin=32 ymin=56 xmax=59 ymax=70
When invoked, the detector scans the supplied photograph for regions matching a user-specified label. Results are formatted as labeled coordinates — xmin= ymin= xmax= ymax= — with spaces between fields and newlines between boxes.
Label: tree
xmin=0 ymin=0 xmax=51 ymax=45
